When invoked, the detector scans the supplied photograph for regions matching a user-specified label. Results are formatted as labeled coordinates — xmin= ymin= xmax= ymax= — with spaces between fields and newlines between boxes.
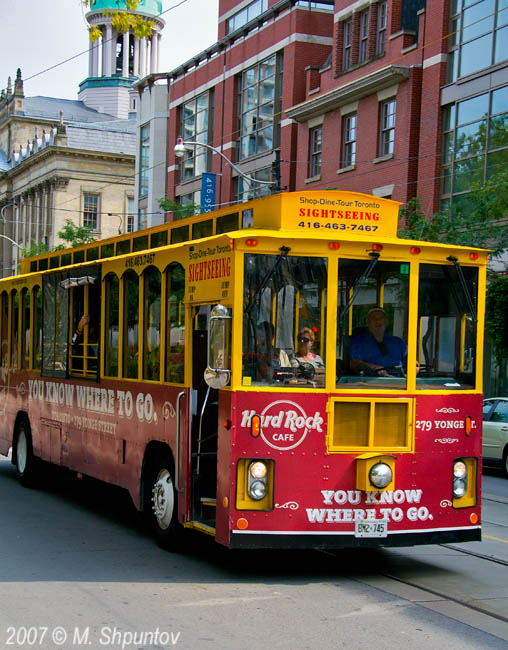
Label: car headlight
xmin=369 ymin=462 xmax=393 ymax=489
xmin=453 ymin=477 xmax=467 ymax=498
xmin=453 ymin=460 xmax=467 ymax=479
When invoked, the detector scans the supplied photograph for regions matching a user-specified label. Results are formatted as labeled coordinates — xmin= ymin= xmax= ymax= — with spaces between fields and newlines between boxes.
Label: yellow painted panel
xmin=332 ymin=402 xmax=370 ymax=447
xmin=373 ymin=402 xmax=408 ymax=448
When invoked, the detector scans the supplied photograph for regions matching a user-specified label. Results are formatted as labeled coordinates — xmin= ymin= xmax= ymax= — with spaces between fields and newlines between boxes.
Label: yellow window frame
xmin=326 ymin=396 xmax=415 ymax=453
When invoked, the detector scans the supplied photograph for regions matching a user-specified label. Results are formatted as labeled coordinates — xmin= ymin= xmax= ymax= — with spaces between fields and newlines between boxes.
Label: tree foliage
xmin=398 ymin=170 xmax=508 ymax=259
xmin=486 ymin=275 xmax=508 ymax=361
xmin=83 ymin=1 xmax=155 ymax=42
xmin=57 ymin=219 xmax=97 ymax=247
xmin=159 ymin=197 xmax=200 ymax=221
xmin=21 ymin=220 xmax=96 ymax=259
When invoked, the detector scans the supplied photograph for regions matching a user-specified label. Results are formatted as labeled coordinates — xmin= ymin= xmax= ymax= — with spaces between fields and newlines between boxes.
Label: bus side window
xmin=69 ymin=278 xmax=100 ymax=379
xmin=104 ymin=273 xmax=119 ymax=377
xmin=1 ymin=291 xmax=8 ymax=367
xmin=143 ymin=266 xmax=161 ymax=381
xmin=32 ymin=286 xmax=42 ymax=370
xmin=10 ymin=289 xmax=19 ymax=369
xmin=123 ymin=270 xmax=140 ymax=379
xmin=42 ymin=273 xmax=69 ymax=377
xmin=21 ymin=288 xmax=30 ymax=369
xmin=165 ymin=263 xmax=185 ymax=384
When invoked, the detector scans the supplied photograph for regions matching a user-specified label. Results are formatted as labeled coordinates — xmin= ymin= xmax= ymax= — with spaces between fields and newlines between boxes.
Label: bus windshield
xmin=417 ymin=263 xmax=478 ymax=390
xmin=336 ymin=258 xmax=409 ymax=389
xmin=242 ymin=253 xmax=327 ymax=387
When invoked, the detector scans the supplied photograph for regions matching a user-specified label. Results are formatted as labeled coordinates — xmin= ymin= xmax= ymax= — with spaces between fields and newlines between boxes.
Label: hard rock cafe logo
xmin=240 ymin=400 xmax=324 ymax=451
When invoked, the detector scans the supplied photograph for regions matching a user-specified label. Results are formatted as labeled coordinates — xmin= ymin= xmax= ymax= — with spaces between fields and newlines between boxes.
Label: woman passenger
xmin=296 ymin=327 xmax=324 ymax=368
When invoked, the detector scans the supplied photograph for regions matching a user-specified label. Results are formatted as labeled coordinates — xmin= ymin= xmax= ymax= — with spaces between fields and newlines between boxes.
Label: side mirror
xmin=205 ymin=304 xmax=231 ymax=388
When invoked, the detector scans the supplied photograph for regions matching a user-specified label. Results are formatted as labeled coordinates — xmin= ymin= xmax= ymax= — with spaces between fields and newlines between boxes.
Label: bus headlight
xmin=236 ymin=459 xmax=274 ymax=510
xmin=453 ymin=460 xmax=467 ymax=479
xmin=369 ymin=462 xmax=393 ymax=489
xmin=453 ymin=478 xmax=467 ymax=498
xmin=250 ymin=461 xmax=268 ymax=479
xmin=248 ymin=479 xmax=267 ymax=500
xmin=247 ymin=461 xmax=268 ymax=500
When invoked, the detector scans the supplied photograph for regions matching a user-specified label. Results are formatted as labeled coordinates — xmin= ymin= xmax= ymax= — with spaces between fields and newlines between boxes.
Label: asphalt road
xmin=0 ymin=455 xmax=507 ymax=650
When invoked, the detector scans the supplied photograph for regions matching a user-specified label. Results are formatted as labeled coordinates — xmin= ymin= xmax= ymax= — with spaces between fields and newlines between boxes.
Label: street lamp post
xmin=174 ymin=138 xmax=279 ymax=197
xmin=1 ymin=201 xmax=17 ymax=224
xmin=0 ymin=233 xmax=23 ymax=276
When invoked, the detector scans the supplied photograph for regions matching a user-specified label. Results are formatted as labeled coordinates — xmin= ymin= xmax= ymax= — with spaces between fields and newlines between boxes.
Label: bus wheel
xmin=145 ymin=455 xmax=183 ymax=550
xmin=15 ymin=419 xmax=38 ymax=487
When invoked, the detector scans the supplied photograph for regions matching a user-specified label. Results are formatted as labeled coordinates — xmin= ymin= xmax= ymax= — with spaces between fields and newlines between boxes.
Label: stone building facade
xmin=0 ymin=70 xmax=135 ymax=277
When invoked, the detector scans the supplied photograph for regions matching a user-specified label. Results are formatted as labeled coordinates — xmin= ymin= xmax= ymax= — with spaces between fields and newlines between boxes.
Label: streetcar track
xmin=378 ymin=571 xmax=508 ymax=625
xmin=482 ymin=518 xmax=508 ymax=529
xmin=440 ymin=543 xmax=508 ymax=567
xmin=320 ymin=544 xmax=508 ymax=628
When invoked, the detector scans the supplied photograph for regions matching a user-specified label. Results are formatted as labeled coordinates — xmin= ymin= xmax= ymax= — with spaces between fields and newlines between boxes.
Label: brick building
xmin=162 ymin=0 xmax=507 ymax=219
xmin=165 ymin=1 xmax=335 ymax=209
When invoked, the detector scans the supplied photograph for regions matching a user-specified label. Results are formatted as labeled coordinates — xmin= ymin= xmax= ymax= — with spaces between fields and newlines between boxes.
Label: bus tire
xmin=14 ymin=418 xmax=38 ymax=487
xmin=144 ymin=452 xmax=184 ymax=551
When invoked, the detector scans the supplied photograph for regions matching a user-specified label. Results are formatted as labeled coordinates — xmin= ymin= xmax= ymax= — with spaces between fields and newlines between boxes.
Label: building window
xmin=441 ymin=85 xmax=508 ymax=212
xmin=296 ymin=1 xmax=334 ymax=8
xmin=83 ymin=194 xmax=99 ymax=230
xmin=342 ymin=113 xmax=357 ymax=167
xmin=235 ymin=168 xmax=272 ymax=203
xmin=343 ymin=18 xmax=352 ymax=69
xmin=359 ymin=9 xmax=370 ymax=63
xmin=179 ymin=91 xmax=211 ymax=181
xmin=309 ymin=126 xmax=322 ymax=177
xmin=376 ymin=1 xmax=387 ymax=55
xmin=140 ymin=124 xmax=150 ymax=196
xmin=138 ymin=207 xmax=147 ymax=230
xmin=447 ymin=0 xmax=507 ymax=83
xmin=379 ymin=99 xmax=396 ymax=156
xmin=238 ymin=54 xmax=282 ymax=160
xmin=127 ymin=197 xmax=134 ymax=233
xmin=227 ymin=0 xmax=268 ymax=33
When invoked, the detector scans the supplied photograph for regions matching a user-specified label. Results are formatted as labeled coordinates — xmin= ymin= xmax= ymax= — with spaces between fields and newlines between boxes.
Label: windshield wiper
xmin=339 ymin=251 xmax=380 ymax=326
xmin=245 ymin=246 xmax=291 ymax=314
xmin=446 ymin=256 xmax=477 ymax=323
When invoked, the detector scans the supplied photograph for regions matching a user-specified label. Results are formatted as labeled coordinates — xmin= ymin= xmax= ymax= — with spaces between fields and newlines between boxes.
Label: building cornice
xmin=2 ymin=145 xmax=134 ymax=179
xmin=285 ymin=65 xmax=411 ymax=122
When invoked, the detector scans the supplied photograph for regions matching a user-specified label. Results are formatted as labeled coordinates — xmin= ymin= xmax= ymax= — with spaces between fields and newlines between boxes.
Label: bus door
xmin=189 ymin=304 xmax=219 ymax=527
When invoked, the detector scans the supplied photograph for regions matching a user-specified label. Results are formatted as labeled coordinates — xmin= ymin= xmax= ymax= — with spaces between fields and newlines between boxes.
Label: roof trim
xmin=285 ymin=65 xmax=411 ymax=122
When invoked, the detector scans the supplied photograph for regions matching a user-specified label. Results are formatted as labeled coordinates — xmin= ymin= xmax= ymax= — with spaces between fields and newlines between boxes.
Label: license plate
xmin=354 ymin=519 xmax=388 ymax=538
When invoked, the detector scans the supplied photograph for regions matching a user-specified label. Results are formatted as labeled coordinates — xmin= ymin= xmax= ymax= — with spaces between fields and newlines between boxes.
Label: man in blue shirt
xmin=349 ymin=308 xmax=407 ymax=376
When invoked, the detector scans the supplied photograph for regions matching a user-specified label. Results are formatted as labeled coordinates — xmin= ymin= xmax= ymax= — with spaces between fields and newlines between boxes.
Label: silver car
xmin=483 ymin=398 xmax=508 ymax=476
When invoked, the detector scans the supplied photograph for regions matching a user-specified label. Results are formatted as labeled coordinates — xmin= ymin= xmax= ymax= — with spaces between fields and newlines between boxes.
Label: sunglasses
xmin=299 ymin=337 xmax=311 ymax=343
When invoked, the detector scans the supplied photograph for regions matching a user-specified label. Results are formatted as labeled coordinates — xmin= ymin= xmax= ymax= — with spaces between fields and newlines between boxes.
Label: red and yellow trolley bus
xmin=0 ymin=191 xmax=486 ymax=549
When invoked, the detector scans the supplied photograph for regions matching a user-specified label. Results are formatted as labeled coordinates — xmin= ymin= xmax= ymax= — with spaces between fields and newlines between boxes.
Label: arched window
xmin=165 ymin=263 xmax=185 ymax=383
xmin=105 ymin=273 xmax=120 ymax=377
xmin=21 ymin=288 xmax=30 ymax=369
xmin=10 ymin=290 xmax=19 ymax=368
xmin=32 ymin=286 xmax=42 ymax=370
xmin=0 ymin=292 xmax=8 ymax=367
xmin=123 ymin=270 xmax=139 ymax=379
xmin=143 ymin=266 xmax=161 ymax=381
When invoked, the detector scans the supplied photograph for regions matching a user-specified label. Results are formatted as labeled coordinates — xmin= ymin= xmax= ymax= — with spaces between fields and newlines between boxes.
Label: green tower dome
xmin=88 ymin=0 xmax=162 ymax=15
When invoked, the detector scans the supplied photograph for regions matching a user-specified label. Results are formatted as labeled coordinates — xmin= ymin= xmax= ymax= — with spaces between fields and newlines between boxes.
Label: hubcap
xmin=17 ymin=430 xmax=27 ymax=474
xmin=151 ymin=468 xmax=174 ymax=530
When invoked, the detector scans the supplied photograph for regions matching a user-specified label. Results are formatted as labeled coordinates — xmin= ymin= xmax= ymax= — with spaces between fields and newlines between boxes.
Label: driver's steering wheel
xmin=360 ymin=364 xmax=404 ymax=377
xmin=296 ymin=361 xmax=315 ymax=380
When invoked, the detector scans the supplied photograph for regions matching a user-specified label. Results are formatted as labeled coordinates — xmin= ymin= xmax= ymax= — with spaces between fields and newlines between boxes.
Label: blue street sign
xmin=201 ymin=173 xmax=217 ymax=213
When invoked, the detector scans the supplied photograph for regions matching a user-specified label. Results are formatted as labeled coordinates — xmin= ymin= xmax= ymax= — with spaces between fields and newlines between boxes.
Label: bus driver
xmin=349 ymin=308 xmax=407 ymax=376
